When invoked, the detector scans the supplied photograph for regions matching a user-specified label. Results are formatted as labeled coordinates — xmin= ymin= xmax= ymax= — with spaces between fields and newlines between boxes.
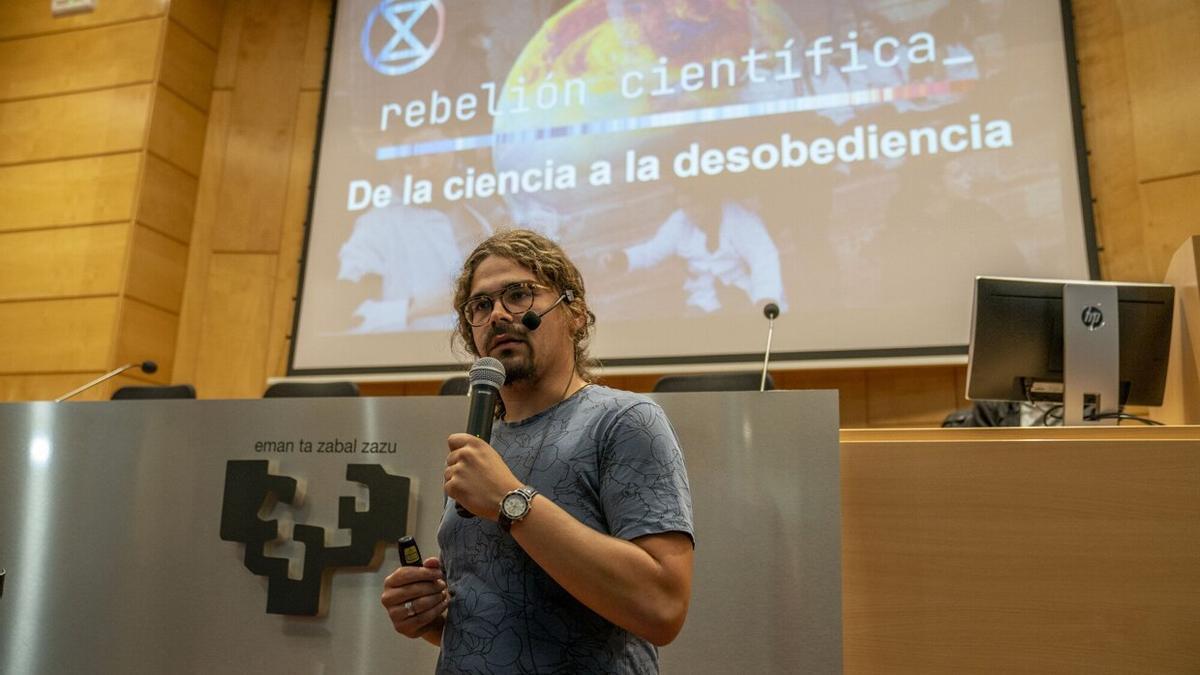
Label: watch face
xmin=502 ymin=492 xmax=526 ymax=519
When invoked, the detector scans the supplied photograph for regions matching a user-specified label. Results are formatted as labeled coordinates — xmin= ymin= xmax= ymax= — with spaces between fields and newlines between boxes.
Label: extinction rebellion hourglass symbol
xmin=361 ymin=0 xmax=445 ymax=76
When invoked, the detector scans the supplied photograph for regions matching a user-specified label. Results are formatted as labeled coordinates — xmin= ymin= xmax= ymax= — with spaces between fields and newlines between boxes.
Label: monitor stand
xmin=1062 ymin=283 xmax=1120 ymax=425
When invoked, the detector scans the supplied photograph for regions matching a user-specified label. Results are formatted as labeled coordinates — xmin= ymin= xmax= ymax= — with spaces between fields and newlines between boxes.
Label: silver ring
xmin=404 ymin=600 xmax=416 ymax=617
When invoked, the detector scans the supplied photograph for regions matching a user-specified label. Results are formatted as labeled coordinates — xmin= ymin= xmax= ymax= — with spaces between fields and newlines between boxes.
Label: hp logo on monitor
xmin=1080 ymin=306 xmax=1105 ymax=331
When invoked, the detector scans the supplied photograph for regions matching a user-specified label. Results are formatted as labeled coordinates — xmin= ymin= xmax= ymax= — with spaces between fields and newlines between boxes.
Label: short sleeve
xmin=598 ymin=401 xmax=695 ymax=545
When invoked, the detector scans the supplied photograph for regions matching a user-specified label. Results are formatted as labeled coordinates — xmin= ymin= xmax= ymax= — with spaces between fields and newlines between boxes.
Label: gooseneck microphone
xmin=456 ymin=357 xmax=506 ymax=518
xmin=520 ymin=290 xmax=575 ymax=331
xmin=760 ymin=303 xmax=780 ymax=392
xmin=54 ymin=360 xmax=158 ymax=402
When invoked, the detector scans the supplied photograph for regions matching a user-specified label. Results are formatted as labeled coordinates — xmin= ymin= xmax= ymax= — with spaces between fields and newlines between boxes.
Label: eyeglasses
xmin=460 ymin=282 xmax=550 ymax=327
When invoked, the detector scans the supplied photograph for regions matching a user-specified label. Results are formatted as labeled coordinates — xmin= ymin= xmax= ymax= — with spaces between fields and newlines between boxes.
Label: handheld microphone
xmin=760 ymin=303 xmax=780 ymax=392
xmin=456 ymin=357 xmax=506 ymax=518
xmin=520 ymin=290 xmax=575 ymax=331
xmin=54 ymin=360 xmax=158 ymax=402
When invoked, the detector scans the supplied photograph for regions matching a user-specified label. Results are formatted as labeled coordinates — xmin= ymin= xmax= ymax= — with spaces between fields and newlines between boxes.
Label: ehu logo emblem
xmin=361 ymin=0 xmax=445 ymax=76
xmin=219 ymin=460 xmax=412 ymax=615
xmin=1081 ymin=306 xmax=1105 ymax=331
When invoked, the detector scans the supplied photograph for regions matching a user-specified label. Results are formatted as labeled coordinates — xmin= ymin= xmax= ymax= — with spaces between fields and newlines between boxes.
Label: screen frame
xmin=286 ymin=0 xmax=1101 ymax=378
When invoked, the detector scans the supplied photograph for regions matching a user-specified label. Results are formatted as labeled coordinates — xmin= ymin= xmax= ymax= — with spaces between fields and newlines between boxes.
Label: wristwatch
xmin=498 ymin=486 xmax=539 ymax=532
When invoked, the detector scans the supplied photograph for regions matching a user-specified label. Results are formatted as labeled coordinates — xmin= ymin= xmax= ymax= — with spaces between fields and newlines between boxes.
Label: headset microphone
xmin=520 ymin=290 xmax=575 ymax=331
xmin=520 ymin=310 xmax=542 ymax=331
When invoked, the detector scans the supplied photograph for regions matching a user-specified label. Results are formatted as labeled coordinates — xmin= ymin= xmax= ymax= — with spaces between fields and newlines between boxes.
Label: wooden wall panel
xmin=0 ymin=19 xmax=161 ymax=102
xmin=1152 ymin=236 xmax=1200 ymax=424
xmin=0 ymin=372 xmax=185 ymax=403
xmin=1074 ymin=0 xmax=1200 ymax=286
xmin=169 ymin=0 xmax=319 ymax=398
xmin=0 ymin=84 xmax=152 ymax=165
xmin=114 ymin=298 xmax=176 ymax=384
xmin=0 ymin=297 xmax=118 ymax=373
xmin=301 ymin=0 xmax=333 ymax=91
xmin=147 ymin=85 xmax=207 ymax=177
xmin=0 ymin=373 xmax=108 ymax=402
xmin=193 ymin=254 xmax=277 ymax=398
xmin=212 ymin=0 xmax=311 ymax=252
xmin=357 ymin=380 xmax=460 ymax=397
xmin=211 ymin=0 xmax=245 ymax=90
xmin=168 ymin=0 xmax=225 ymax=50
xmin=125 ymin=224 xmax=188 ymax=312
xmin=137 ymin=153 xmax=197 ymax=243
xmin=173 ymin=91 xmax=232 ymax=385
xmin=0 ymin=153 xmax=139 ymax=232
xmin=160 ymin=18 xmax=218 ymax=113
xmin=0 ymin=10 xmax=163 ymax=403
xmin=0 ymin=0 xmax=165 ymax=40
xmin=1073 ymin=0 xmax=1152 ymax=282
xmin=0 ymin=224 xmax=127 ymax=301
xmin=0 ymin=2 xmax=218 ymax=402
xmin=572 ymin=366 xmax=947 ymax=429
xmin=952 ymin=366 xmax=970 ymax=411
xmin=17 ymin=372 xmax=170 ymax=402
xmin=1119 ymin=1 xmax=1200 ymax=182
xmin=1140 ymin=174 xmax=1200 ymax=278
xmin=260 ymin=0 xmax=331 ymax=376
xmin=9 ymin=374 xmax=95 ymax=401
xmin=594 ymin=374 xmax=661 ymax=394
xmin=775 ymin=368 xmax=872 ymax=428
xmin=265 ymin=90 xmax=322 ymax=377
xmin=866 ymin=367 xmax=962 ymax=427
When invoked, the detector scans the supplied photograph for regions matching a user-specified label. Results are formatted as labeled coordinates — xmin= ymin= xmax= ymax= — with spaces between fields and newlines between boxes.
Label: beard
xmin=503 ymin=353 xmax=536 ymax=384
xmin=484 ymin=324 xmax=537 ymax=384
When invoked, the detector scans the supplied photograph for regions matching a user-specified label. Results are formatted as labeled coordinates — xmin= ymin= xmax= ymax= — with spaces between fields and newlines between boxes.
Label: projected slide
xmin=291 ymin=0 xmax=1093 ymax=373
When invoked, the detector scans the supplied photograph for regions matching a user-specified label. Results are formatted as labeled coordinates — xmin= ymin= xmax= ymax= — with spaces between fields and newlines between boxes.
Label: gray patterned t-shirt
xmin=436 ymin=385 xmax=694 ymax=674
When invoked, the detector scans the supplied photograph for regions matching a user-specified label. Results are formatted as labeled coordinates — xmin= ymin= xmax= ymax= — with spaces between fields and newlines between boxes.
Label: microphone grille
xmin=469 ymin=357 xmax=506 ymax=389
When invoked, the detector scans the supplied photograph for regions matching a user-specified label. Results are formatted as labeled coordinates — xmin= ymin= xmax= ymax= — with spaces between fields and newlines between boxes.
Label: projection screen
xmin=290 ymin=0 xmax=1095 ymax=375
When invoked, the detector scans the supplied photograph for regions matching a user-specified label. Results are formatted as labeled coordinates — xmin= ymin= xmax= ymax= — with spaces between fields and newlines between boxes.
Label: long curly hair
xmin=452 ymin=229 xmax=597 ymax=380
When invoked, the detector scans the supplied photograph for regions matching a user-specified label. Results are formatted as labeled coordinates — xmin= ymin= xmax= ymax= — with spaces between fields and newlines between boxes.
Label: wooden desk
xmin=840 ymin=426 xmax=1200 ymax=673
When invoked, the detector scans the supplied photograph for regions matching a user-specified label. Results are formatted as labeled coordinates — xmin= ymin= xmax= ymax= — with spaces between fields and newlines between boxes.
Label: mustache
xmin=487 ymin=323 xmax=528 ymax=345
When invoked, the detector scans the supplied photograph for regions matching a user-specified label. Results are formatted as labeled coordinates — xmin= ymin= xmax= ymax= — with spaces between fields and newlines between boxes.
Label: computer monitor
xmin=966 ymin=277 xmax=1174 ymax=425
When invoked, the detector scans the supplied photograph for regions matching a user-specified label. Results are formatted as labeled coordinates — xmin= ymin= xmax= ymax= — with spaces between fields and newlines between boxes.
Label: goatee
xmin=487 ymin=323 xmax=536 ymax=384
xmin=504 ymin=358 xmax=535 ymax=385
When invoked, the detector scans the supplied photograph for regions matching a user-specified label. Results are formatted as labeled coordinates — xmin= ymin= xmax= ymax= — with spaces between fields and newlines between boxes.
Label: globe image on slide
xmin=491 ymin=0 xmax=800 ymax=218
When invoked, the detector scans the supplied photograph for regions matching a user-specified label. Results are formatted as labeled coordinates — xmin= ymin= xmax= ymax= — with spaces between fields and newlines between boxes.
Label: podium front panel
xmin=0 ymin=391 xmax=841 ymax=673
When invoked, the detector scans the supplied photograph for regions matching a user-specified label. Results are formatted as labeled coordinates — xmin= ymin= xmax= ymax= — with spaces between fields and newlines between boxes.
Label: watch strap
xmin=498 ymin=486 xmax=539 ymax=532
